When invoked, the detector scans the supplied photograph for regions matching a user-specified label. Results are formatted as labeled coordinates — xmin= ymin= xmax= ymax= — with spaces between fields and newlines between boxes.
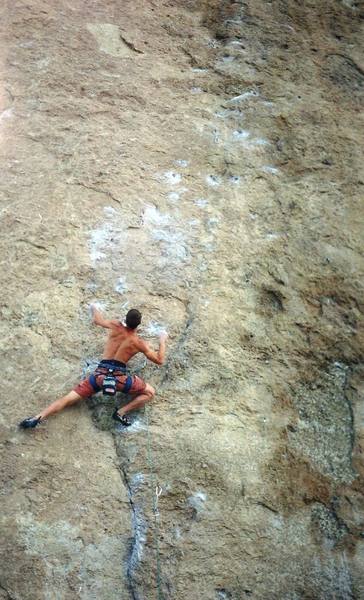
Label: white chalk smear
xmin=86 ymin=280 xmax=98 ymax=291
xmin=187 ymin=491 xmax=207 ymax=513
xmin=167 ymin=187 xmax=188 ymax=202
xmin=227 ymin=90 xmax=259 ymax=103
xmin=143 ymin=204 xmax=189 ymax=261
xmin=228 ymin=40 xmax=246 ymax=47
xmin=143 ymin=205 xmax=171 ymax=227
xmin=103 ymin=205 xmax=117 ymax=217
xmin=220 ymin=55 xmax=235 ymax=63
xmin=167 ymin=192 xmax=180 ymax=202
xmin=206 ymin=175 xmax=221 ymax=187
xmin=232 ymin=129 xmax=250 ymax=141
xmin=194 ymin=198 xmax=208 ymax=208
xmin=190 ymin=87 xmax=203 ymax=94
xmin=191 ymin=68 xmax=209 ymax=74
xmin=145 ymin=320 xmax=168 ymax=336
xmin=174 ymin=159 xmax=189 ymax=168
xmin=159 ymin=171 xmax=182 ymax=186
xmin=229 ymin=176 xmax=241 ymax=185
xmin=0 ymin=108 xmax=13 ymax=124
xmin=153 ymin=229 xmax=188 ymax=260
xmin=116 ymin=419 xmax=147 ymax=434
xmin=252 ymin=138 xmax=270 ymax=146
xmin=89 ymin=206 xmax=126 ymax=264
xmin=130 ymin=473 xmax=145 ymax=490
xmin=215 ymin=108 xmax=244 ymax=119
xmin=89 ymin=300 xmax=108 ymax=315
xmin=89 ymin=222 xmax=113 ymax=262
xmin=208 ymin=217 xmax=219 ymax=228
xmin=262 ymin=166 xmax=280 ymax=175
xmin=115 ymin=277 xmax=127 ymax=294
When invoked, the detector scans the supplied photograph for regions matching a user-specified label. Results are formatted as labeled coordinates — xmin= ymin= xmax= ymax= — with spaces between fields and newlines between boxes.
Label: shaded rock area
xmin=0 ymin=0 xmax=363 ymax=598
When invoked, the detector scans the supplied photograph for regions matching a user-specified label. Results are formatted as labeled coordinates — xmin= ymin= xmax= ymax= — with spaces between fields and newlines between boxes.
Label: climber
xmin=19 ymin=305 xmax=168 ymax=429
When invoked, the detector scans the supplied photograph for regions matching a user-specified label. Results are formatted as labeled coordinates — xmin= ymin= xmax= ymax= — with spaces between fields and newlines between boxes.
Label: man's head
xmin=125 ymin=309 xmax=142 ymax=329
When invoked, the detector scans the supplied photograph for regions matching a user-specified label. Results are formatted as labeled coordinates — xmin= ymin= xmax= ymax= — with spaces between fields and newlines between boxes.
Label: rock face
xmin=0 ymin=1 xmax=363 ymax=598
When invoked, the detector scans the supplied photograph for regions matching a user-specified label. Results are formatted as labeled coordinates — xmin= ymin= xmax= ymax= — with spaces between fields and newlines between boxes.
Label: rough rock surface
xmin=0 ymin=1 xmax=363 ymax=599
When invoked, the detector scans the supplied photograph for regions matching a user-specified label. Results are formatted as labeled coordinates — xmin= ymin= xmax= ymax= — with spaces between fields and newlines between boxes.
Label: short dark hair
xmin=125 ymin=309 xmax=142 ymax=329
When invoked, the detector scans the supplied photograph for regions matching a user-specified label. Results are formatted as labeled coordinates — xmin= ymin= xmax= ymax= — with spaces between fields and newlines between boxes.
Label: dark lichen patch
xmin=311 ymin=503 xmax=349 ymax=548
xmin=324 ymin=54 xmax=364 ymax=96
xmin=288 ymin=363 xmax=356 ymax=484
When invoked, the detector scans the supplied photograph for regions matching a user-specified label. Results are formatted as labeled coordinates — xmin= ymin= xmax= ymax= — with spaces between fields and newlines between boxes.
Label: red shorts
xmin=74 ymin=373 xmax=146 ymax=399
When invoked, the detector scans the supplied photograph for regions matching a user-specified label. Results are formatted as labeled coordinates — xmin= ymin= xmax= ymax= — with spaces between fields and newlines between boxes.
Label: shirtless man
xmin=19 ymin=306 xmax=167 ymax=429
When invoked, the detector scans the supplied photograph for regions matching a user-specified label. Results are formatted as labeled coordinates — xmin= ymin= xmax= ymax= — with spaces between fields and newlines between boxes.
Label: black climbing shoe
xmin=19 ymin=416 xmax=42 ymax=429
xmin=112 ymin=410 xmax=131 ymax=427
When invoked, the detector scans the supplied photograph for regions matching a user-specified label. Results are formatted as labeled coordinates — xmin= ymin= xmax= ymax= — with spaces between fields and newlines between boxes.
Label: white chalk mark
xmin=145 ymin=321 xmax=168 ymax=336
xmin=227 ymin=90 xmax=259 ymax=103
xmin=187 ymin=491 xmax=207 ymax=514
xmin=115 ymin=278 xmax=127 ymax=294
xmin=252 ymin=138 xmax=270 ymax=146
xmin=220 ymin=55 xmax=235 ymax=63
xmin=116 ymin=419 xmax=147 ymax=434
xmin=159 ymin=171 xmax=182 ymax=186
xmin=143 ymin=205 xmax=171 ymax=227
xmin=167 ymin=186 xmax=188 ymax=202
xmin=103 ymin=205 xmax=117 ymax=217
xmin=143 ymin=204 xmax=189 ymax=261
xmin=88 ymin=206 xmax=126 ymax=264
xmin=265 ymin=233 xmax=281 ymax=240
xmin=262 ymin=166 xmax=280 ymax=175
xmin=167 ymin=192 xmax=180 ymax=202
xmin=194 ymin=198 xmax=208 ymax=208
xmin=206 ymin=175 xmax=221 ymax=187
xmin=89 ymin=223 xmax=113 ymax=262
xmin=232 ymin=129 xmax=250 ymax=141
xmin=215 ymin=109 xmax=244 ymax=119
xmin=0 ymin=108 xmax=13 ymax=124
xmin=89 ymin=300 xmax=108 ymax=313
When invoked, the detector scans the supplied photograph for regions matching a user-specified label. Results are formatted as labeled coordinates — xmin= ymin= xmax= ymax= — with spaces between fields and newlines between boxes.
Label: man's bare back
xmin=92 ymin=307 xmax=166 ymax=365
xmin=101 ymin=321 xmax=141 ymax=362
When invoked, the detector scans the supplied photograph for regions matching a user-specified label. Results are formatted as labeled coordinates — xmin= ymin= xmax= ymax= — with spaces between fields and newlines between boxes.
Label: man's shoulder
xmin=135 ymin=334 xmax=148 ymax=349
xmin=109 ymin=320 xmax=125 ymax=331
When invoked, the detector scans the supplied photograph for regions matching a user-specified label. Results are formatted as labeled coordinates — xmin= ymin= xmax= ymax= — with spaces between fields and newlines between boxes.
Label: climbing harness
xmin=86 ymin=360 xmax=133 ymax=396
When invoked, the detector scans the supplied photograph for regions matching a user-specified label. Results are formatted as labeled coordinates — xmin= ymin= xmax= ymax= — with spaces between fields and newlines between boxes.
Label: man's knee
xmin=145 ymin=384 xmax=155 ymax=399
xmin=62 ymin=391 xmax=83 ymax=407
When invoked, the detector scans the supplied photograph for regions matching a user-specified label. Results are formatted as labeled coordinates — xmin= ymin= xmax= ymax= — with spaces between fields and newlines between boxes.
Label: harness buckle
xmin=102 ymin=374 xmax=117 ymax=396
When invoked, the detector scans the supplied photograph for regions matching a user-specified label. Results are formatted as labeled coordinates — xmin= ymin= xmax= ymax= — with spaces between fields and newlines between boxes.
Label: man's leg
xmin=35 ymin=390 xmax=83 ymax=420
xmin=116 ymin=384 xmax=155 ymax=418
xmin=19 ymin=376 xmax=96 ymax=428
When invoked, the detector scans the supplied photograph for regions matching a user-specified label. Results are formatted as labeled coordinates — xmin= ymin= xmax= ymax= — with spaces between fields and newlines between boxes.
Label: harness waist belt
xmin=99 ymin=359 xmax=127 ymax=369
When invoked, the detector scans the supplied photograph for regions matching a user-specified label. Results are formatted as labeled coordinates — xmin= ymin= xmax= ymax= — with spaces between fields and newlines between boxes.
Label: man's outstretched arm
xmin=90 ymin=304 xmax=119 ymax=329
xmin=140 ymin=333 xmax=168 ymax=365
